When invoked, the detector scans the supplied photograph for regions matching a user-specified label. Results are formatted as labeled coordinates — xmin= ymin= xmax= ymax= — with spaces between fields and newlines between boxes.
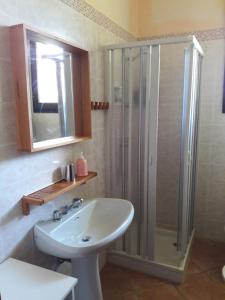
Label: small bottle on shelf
xmin=65 ymin=163 xmax=76 ymax=182
xmin=76 ymin=152 xmax=88 ymax=177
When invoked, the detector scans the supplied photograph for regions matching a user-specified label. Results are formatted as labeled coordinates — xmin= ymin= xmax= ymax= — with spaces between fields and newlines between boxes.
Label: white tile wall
xmin=196 ymin=39 xmax=225 ymax=242
xmin=0 ymin=0 xmax=125 ymax=265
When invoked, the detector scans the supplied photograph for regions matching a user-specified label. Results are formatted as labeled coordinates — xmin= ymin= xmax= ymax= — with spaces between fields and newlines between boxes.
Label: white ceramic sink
xmin=34 ymin=198 xmax=134 ymax=258
xmin=34 ymin=198 xmax=134 ymax=300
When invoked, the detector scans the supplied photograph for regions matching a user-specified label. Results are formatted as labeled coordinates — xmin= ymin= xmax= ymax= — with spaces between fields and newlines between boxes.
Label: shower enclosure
xmin=105 ymin=36 xmax=203 ymax=282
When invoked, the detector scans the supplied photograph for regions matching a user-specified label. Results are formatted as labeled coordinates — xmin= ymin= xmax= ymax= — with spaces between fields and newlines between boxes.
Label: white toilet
xmin=222 ymin=266 xmax=225 ymax=280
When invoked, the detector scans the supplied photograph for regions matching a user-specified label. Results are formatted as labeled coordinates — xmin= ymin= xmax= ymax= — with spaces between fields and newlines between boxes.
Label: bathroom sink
xmin=34 ymin=198 xmax=134 ymax=300
xmin=34 ymin=198 xmax=134 ymax=258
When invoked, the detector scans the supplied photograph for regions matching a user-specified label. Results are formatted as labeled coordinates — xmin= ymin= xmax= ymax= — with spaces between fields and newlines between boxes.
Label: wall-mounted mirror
xmin=29 ymin=40 xmax=75 ymax=142
xmin=10 ymin=24 xmax=91 ymax=152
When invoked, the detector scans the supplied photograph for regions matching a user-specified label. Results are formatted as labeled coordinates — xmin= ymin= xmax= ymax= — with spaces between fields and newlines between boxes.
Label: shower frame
xmin=105 ymin=35 xmax=203 ymax=282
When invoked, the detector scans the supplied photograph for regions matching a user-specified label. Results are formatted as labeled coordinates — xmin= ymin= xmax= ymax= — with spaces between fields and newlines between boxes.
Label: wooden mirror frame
xmin=10 ymin=24 xmax=91 ymax=152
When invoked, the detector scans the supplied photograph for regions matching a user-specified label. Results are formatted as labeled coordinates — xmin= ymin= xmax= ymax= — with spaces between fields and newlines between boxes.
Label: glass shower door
xmin=106 ymin=45 xmax=160 ymax=260
xmin=177 ymin=46 xmax=202 ymax=256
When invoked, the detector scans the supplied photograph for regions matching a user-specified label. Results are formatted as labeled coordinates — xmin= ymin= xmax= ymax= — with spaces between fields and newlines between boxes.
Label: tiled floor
xmin=101 ymin=238 xmax=225 ymax=300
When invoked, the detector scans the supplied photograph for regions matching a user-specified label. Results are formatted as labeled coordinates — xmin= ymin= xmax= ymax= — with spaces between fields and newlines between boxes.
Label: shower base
xmin=108 ymin=228 xmax=195 ymax=283
xmin=155 ymin=227 xmax=181 ymax=267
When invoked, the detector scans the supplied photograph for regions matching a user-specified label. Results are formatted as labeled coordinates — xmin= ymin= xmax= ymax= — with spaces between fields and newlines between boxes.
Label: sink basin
xmin=34 ymin=198 xmax=134 ymax=258
xmin=34 ymin=198 xmax=134 ymax=300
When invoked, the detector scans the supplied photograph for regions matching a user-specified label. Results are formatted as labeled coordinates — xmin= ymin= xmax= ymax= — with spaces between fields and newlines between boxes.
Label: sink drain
xmin=81 ymin=236 xmax=91 ymax=242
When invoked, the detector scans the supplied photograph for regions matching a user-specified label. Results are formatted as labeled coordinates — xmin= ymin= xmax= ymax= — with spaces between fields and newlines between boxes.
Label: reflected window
xmin=30 ymin=41 xmax=67 ymax=113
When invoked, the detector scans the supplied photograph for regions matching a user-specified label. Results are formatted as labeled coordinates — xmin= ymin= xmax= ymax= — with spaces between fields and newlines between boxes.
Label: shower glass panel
xmin=155 ymin=43 xmax=187 ymax=266
xmin=106 ymin=37 xmax=203 ymax=272
xmin=106 ymin=46 xmax=156 ymax=258
xmin=177 ymin=46 xmax=202 ymax=256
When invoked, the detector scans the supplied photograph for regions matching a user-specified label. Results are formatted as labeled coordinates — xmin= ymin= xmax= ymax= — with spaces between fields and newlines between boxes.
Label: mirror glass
xmin=28 ymin=38 xmax=75 ymax=143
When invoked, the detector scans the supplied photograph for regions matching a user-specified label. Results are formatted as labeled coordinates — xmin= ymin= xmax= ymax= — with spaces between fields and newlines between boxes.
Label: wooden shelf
xmin=22 ymin=171 xmax=97 ymax=215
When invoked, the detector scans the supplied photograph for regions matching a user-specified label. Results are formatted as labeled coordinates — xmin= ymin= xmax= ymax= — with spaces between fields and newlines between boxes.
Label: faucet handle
xmin=53 ymin=210 xmax=62 ymax=221
xmin=60 ymin=205 xmax=69 ymax=215
xmin=72 ymin=198 xmax=83 ymax=208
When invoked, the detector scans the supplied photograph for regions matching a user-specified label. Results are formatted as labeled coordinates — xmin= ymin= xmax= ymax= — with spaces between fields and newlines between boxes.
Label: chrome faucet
xmin=60 ymin=205 xmax=70 ymax=215
xmin=52 ymin=198 xmax=83 ymax=221
xmin=52 ymin=210 xmax=62 ymax=221
xmin=72 ymin=198 xmax=83 ymax=208
xmin=60 ymin=198 xmax=83 ymax=213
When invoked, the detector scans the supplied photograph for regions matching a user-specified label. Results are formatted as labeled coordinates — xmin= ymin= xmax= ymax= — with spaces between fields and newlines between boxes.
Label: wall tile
xmin=0 ymin=0 xmax=127 ymax=264
xmin=195 ymin=38 xmax=225 ymax=242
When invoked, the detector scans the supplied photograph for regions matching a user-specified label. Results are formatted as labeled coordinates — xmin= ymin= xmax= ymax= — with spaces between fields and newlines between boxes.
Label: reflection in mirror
xmin=28 ymin=39 xmax=75 ymax=143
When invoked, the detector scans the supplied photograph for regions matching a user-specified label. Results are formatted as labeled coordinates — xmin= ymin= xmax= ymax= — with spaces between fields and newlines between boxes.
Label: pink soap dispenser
xmin=76 ymin=152 xmax=88 ymax=177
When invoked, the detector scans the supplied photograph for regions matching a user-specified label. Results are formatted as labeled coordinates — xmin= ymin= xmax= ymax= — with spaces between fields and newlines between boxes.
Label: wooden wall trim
xmin=10 ymin=24 xmax=92 ymax=152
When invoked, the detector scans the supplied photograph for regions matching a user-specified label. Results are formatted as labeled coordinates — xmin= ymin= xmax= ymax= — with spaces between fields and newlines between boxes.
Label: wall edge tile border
xmin=59 ymin=0 xmax=136 ymax=41
xmin=139 ymin=27 xmax=225 ymax=42
xmin=59 ymin=0 xmax=224 ymax=43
